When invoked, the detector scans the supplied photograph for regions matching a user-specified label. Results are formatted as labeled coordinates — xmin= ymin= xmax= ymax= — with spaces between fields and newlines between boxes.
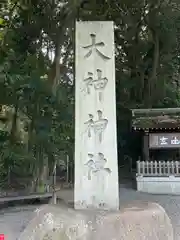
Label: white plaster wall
xmin=75 ymin=21 xmax=119 ymax=210
xmin=137 ymin=176 xmax=180 ymax=194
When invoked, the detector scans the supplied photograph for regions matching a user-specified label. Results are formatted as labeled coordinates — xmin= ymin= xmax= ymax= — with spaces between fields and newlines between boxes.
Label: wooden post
xmin=154 ymin=161 xmax=157 ymax=175
xmin=171 ymin=161 xmax=174 ymax=175
xmin=146 ymin=161 xmax=149 ymax=175
xmin=52 ymin=161 xmax=57 ymax=204
xmin=175 ymin=161 xmax=179 ymax=175
xmin=137 ymin=161 xmax=140 ymax=175
xmin=163 ymin=161 xmax=166 ymax=175
xmin=151 ymin=161 xmax=153 ymax=175
xmin=167 ymin=161 xmax=170 ymax=175
xmin=143 ymin=130 xmax=149 ymax=161
xmin=66 ymin=155 xmax=69 ymax=184
xmin=159 ymin=161 xmax=162 ymax=175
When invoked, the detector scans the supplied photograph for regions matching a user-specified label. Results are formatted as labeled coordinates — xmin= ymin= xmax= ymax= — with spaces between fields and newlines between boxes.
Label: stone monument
xmin=18 ymin=203 xmax=173 ymax=240
xmin=18 ymin=20 xmax=174 ymax=240
xmin=74 ymin=21 xmax=119 ymax=210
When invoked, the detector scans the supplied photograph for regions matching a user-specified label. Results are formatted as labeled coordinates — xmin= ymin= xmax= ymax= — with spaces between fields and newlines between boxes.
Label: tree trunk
xmin=150 ymin=31 xmax=159 ymax=104
xmin=52 ymin=41 xmax=61 ymax=95
xmin=144 ymin=29 xmax=159 ymax=108
xmin=10 ymin=103 xmax=18 ymax=143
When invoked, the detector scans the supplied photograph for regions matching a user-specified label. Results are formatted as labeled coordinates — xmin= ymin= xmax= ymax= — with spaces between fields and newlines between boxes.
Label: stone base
xmin=19 ymin=202 xmax=173 ymax=240
xmin=137 ymin=175 xmax=180 ymax=194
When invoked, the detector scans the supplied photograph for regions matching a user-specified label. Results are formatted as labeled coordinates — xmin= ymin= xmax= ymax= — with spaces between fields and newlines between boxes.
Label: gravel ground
xmin=0 ymin=205 xmax=39 ymax=239
xmin=1 ymin=187 xmax=180 ymax=239
xmin=120 ymin=187 xmax=180 ymax=240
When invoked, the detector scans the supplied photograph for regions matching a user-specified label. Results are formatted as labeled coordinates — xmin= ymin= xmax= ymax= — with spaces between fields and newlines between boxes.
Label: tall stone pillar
xmin=75 ymin=21 xmax=119 ymax=210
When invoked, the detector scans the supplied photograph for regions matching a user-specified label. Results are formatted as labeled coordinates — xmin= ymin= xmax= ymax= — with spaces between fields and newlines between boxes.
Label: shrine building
xmin=131 ymin=108 xmax=180 ymax=194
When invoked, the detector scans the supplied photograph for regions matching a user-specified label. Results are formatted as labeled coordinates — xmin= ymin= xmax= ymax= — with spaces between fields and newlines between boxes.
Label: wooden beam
xmin=131 ymin=108 xmax=180 ymax=115
xmin=0 ymin=193 xmax=53 ymax=203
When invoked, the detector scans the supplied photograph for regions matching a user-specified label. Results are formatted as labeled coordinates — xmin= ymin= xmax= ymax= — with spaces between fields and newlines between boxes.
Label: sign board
xmin=149 ymin=133 xmax=180 ymax=149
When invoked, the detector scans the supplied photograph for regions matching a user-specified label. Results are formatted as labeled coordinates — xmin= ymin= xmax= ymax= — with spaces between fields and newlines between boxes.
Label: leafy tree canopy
xmin=0 ymin=0 xmax=180 ymax=189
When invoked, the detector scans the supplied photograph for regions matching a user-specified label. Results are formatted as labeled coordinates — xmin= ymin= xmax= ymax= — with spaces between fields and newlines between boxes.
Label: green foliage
xmin=1 ymin=0 xmax=180 ymax=187
xmin=0 ymin=0 xmax=75 ymax=190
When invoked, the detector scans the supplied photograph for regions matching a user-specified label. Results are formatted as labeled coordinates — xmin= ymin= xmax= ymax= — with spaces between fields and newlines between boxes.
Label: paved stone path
xmin=1 ymin=187 xmax=180 ymax=239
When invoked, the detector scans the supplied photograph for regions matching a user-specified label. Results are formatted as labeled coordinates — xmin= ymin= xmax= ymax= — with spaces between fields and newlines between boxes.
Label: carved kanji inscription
xmin=85 ymin=152 xmax=111 ymax=180
xmin=82 ymin=33 xmax=111 ymax=60
xmin=82 ymin=69 xmax=108 ymax=101
xmin=84 ymin=110 xmax=108 ymax=143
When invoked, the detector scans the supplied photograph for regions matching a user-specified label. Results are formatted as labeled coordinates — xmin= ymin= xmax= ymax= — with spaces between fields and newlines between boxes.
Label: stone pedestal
xmin=75 ymin=21 xmax=119 ymax=210
xmin=137 ymin=175 xmax=180 ymax=194
xmin=19 ymin=203 xmax=173 ymax=240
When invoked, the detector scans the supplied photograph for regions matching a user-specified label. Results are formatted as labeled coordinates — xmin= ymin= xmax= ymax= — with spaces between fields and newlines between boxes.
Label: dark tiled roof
xmin=131 ymin=108 xmax=180 ymax=129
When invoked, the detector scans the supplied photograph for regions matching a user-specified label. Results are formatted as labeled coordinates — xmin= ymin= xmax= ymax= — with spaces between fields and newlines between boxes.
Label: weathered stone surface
xmin=18 ymin=202 xmax=173 ymax=240
xmin=92 ymin=201 xmax=174 ymax=240
xmin=18 ymin=205 xmax=90 ymax=240
xmin=75 ymin=21 xmax=119 ymax=210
